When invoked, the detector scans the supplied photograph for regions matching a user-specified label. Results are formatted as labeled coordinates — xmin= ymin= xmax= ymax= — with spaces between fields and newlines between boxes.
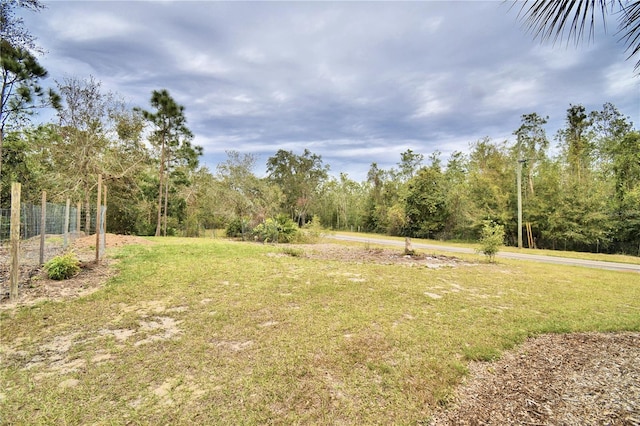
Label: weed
xmin=281 ymin=247 xmax=304 ymax=257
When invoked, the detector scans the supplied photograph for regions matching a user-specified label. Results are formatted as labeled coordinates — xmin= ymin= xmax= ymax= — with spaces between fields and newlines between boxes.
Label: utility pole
xmin=517 ymin=159 xmax=527 ymax=249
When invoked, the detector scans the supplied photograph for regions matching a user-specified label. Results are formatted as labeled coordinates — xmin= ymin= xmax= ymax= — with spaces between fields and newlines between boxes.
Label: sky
xmin=20 ymin=0 xmax=640 ymax=181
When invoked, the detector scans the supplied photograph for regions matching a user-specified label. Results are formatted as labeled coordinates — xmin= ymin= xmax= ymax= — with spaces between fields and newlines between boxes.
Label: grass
xmin=1 ymin=237 xmax=639 ymax=425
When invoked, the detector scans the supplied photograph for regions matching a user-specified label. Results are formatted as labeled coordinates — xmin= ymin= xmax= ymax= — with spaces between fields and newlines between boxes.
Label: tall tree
xmin=160 ymin=128 xmax=201 ymax=236
xmin=138 ymin=89 xmax=193 ymax=236
xmin=611 ymin=131 xmax=640 ymax=252
xmin=558 ymin=104 xmax=593 ymax=183
xmin=513 ymin=112 xmax=549 ymax=195
xmin=467 ymin=138 xmax=513 ymax=236
xmin=54 ymin=76 xmax=113 ymax=231
xmin=266 ymin=149 xmax=328 ymax=225
xmin=216 ymin=151 xmax=281 ymax=238
xmin=317 ymin=173 xmax=366 ymax=231
xmin=442 ymin=151 xmax=473 ymax=239
xmin=397 ymin=149 xmax=424 ymax=182
xmin=0 ymin=124 xmax=59 ymax=205
xmin=1 ymin=0 xmax=45 ymax=52
xmin=0 ymin=0 xmax=59 ymax=181
xmin=404 ymin=162 xmax=448 ymax=239
xmin=590 ymin=102 xmax=634 ymax=175
xmin=363 ymin=162 xmax=387 ymax=232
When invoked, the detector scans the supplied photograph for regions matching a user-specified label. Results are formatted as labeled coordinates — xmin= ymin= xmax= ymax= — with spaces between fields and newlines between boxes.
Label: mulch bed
xmin=430 ymin=332 xmax=640 ymax=425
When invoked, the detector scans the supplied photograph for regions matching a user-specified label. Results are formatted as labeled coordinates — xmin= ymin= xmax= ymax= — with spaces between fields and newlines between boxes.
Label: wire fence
xmin=0 ymin=203 xmax=95 ymax=242
xmin=1 ymin=199 xmax=105 ymax=302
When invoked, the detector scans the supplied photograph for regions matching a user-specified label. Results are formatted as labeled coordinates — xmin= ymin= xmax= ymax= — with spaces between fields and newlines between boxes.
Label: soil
xmin=0 ymin=233 xmax=152 ymax=308
xmin=1 ymin=238 xmax=638 ymax=424
xmin=294 ymin=243 xmax=471 ymax=268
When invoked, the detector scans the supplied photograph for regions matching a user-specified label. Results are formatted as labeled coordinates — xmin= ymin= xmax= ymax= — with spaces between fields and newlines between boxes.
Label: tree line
xmin=1 ymin=0 xmax=639 ymax=255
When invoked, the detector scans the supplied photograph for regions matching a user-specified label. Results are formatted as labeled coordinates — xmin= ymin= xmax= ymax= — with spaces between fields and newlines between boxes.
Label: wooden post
xmin=95 ymin=174 xmax=102 ymax=263
xmin=40 ymin=191 xmax=46 ymax=265
xmin=103 ymin=185 xmax=107 ymax=234
xmin=526 ymin=223 xmax=534 ymax=249
xmin=101 ymin=184 xmax=107 ymax=257
xmin=9 ymin=183 xmax=21 ymax=301
xmin=76 ymin=202 xmax=81 ymax=235
xmin=63 ymin=198 xmax=70 ymax=249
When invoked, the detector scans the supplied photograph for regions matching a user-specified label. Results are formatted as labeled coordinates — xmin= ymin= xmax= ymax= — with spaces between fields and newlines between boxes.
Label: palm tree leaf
xmin=617 ymin=1 xmax=640 ymax=69
xmin=515 ymin=0 xmax=640 ymax=71
xmin=516 ymin=0 xmax=610 ymax=46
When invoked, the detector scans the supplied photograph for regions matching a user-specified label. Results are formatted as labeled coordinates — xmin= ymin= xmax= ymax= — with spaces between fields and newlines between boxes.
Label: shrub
xmin=44 ymin=252 xmax=81 ymax=280
xmin=477 ymin=221 xmax=505 ymax=262
xmin=253 ymin=214 xmax=299 ymax=243
xmin=226 ymin=217 xmax=251 ymax=240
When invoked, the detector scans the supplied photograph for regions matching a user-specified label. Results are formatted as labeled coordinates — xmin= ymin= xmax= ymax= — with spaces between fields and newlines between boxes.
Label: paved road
xmin=328 ymin=234 xmax=640 ymax=273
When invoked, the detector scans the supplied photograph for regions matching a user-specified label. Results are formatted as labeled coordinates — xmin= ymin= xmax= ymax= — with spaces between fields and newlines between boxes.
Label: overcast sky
xmin=22 ymin=1 xmax=640 ymax=181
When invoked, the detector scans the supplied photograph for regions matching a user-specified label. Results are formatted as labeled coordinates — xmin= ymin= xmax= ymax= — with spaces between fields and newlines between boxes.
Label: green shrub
xmin=44 ymin=252 xmax=81 ymax=280
xmin=226 ymin=217 xmax=251 ymax=240
xmin=253 ymin=214 xmax=299 ymax=243
xmin=476 ymin=221 xmax=505 ymax=262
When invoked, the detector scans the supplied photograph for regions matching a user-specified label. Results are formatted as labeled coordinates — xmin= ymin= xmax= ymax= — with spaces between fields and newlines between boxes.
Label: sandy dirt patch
xmin=288 ymin=243 xmax=472 ymax=268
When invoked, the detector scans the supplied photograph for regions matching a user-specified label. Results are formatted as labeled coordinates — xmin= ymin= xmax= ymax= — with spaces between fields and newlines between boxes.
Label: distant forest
xmin=2 ymin=77 xmax=638 ymax=255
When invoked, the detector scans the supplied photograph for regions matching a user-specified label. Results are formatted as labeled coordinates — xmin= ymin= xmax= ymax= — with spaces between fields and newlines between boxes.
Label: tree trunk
xmin=163 ymin=165 xmax=169 ymax=237
xmin=0 ymin=129 xmax=4 ymax=186
xmin=155 ymin=138 xmax=165 ymax=237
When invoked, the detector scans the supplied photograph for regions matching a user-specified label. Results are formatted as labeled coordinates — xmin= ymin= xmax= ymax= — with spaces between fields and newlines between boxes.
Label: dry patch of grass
xmin=1 ymin=238 xmax=638 ymax=425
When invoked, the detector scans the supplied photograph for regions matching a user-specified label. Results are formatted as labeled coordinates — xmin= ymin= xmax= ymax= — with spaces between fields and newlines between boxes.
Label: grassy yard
xmin=1 ymin=237 xmax=639 ymax=425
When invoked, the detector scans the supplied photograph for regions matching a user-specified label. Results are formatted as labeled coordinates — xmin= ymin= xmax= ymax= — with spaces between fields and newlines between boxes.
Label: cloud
xmin=20 ymin=0 xmax=639 ymax=181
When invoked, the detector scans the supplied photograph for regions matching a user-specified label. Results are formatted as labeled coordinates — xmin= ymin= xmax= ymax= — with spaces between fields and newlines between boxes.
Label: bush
xmin=253 ymin=214 xmax=299 ymax=243
xmin=44 ymin=252 xmax=81 ymax=280
xmin=477 ymin=221 xmax=505 ymax=262
xmin=226 ymin=217 xmax=251 ymax=240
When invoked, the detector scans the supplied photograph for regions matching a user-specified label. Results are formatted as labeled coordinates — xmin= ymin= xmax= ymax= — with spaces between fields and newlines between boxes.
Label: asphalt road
xmin=328 ymin=234 xmax=640 ymax=274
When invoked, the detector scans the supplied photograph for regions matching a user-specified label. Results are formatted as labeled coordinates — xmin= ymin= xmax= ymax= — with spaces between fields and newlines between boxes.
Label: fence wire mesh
xmin=1 ymin=201 xmax=105 ymax=302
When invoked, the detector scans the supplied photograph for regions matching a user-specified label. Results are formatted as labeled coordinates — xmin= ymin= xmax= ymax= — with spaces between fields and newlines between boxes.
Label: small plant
xmin=44 ymin=252 xmax=81 ymax=280
xmin=477 ymin=221 xmax=505 ymax=263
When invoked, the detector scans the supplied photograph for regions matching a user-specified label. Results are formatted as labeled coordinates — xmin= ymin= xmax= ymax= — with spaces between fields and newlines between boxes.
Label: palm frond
xmin=516 ymin=0 xmax=610 ymax=46
xmin=617 ymin=1 xmax=640 ymax=70
xmin=516 ymin=0 xmax=640 ymax=71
